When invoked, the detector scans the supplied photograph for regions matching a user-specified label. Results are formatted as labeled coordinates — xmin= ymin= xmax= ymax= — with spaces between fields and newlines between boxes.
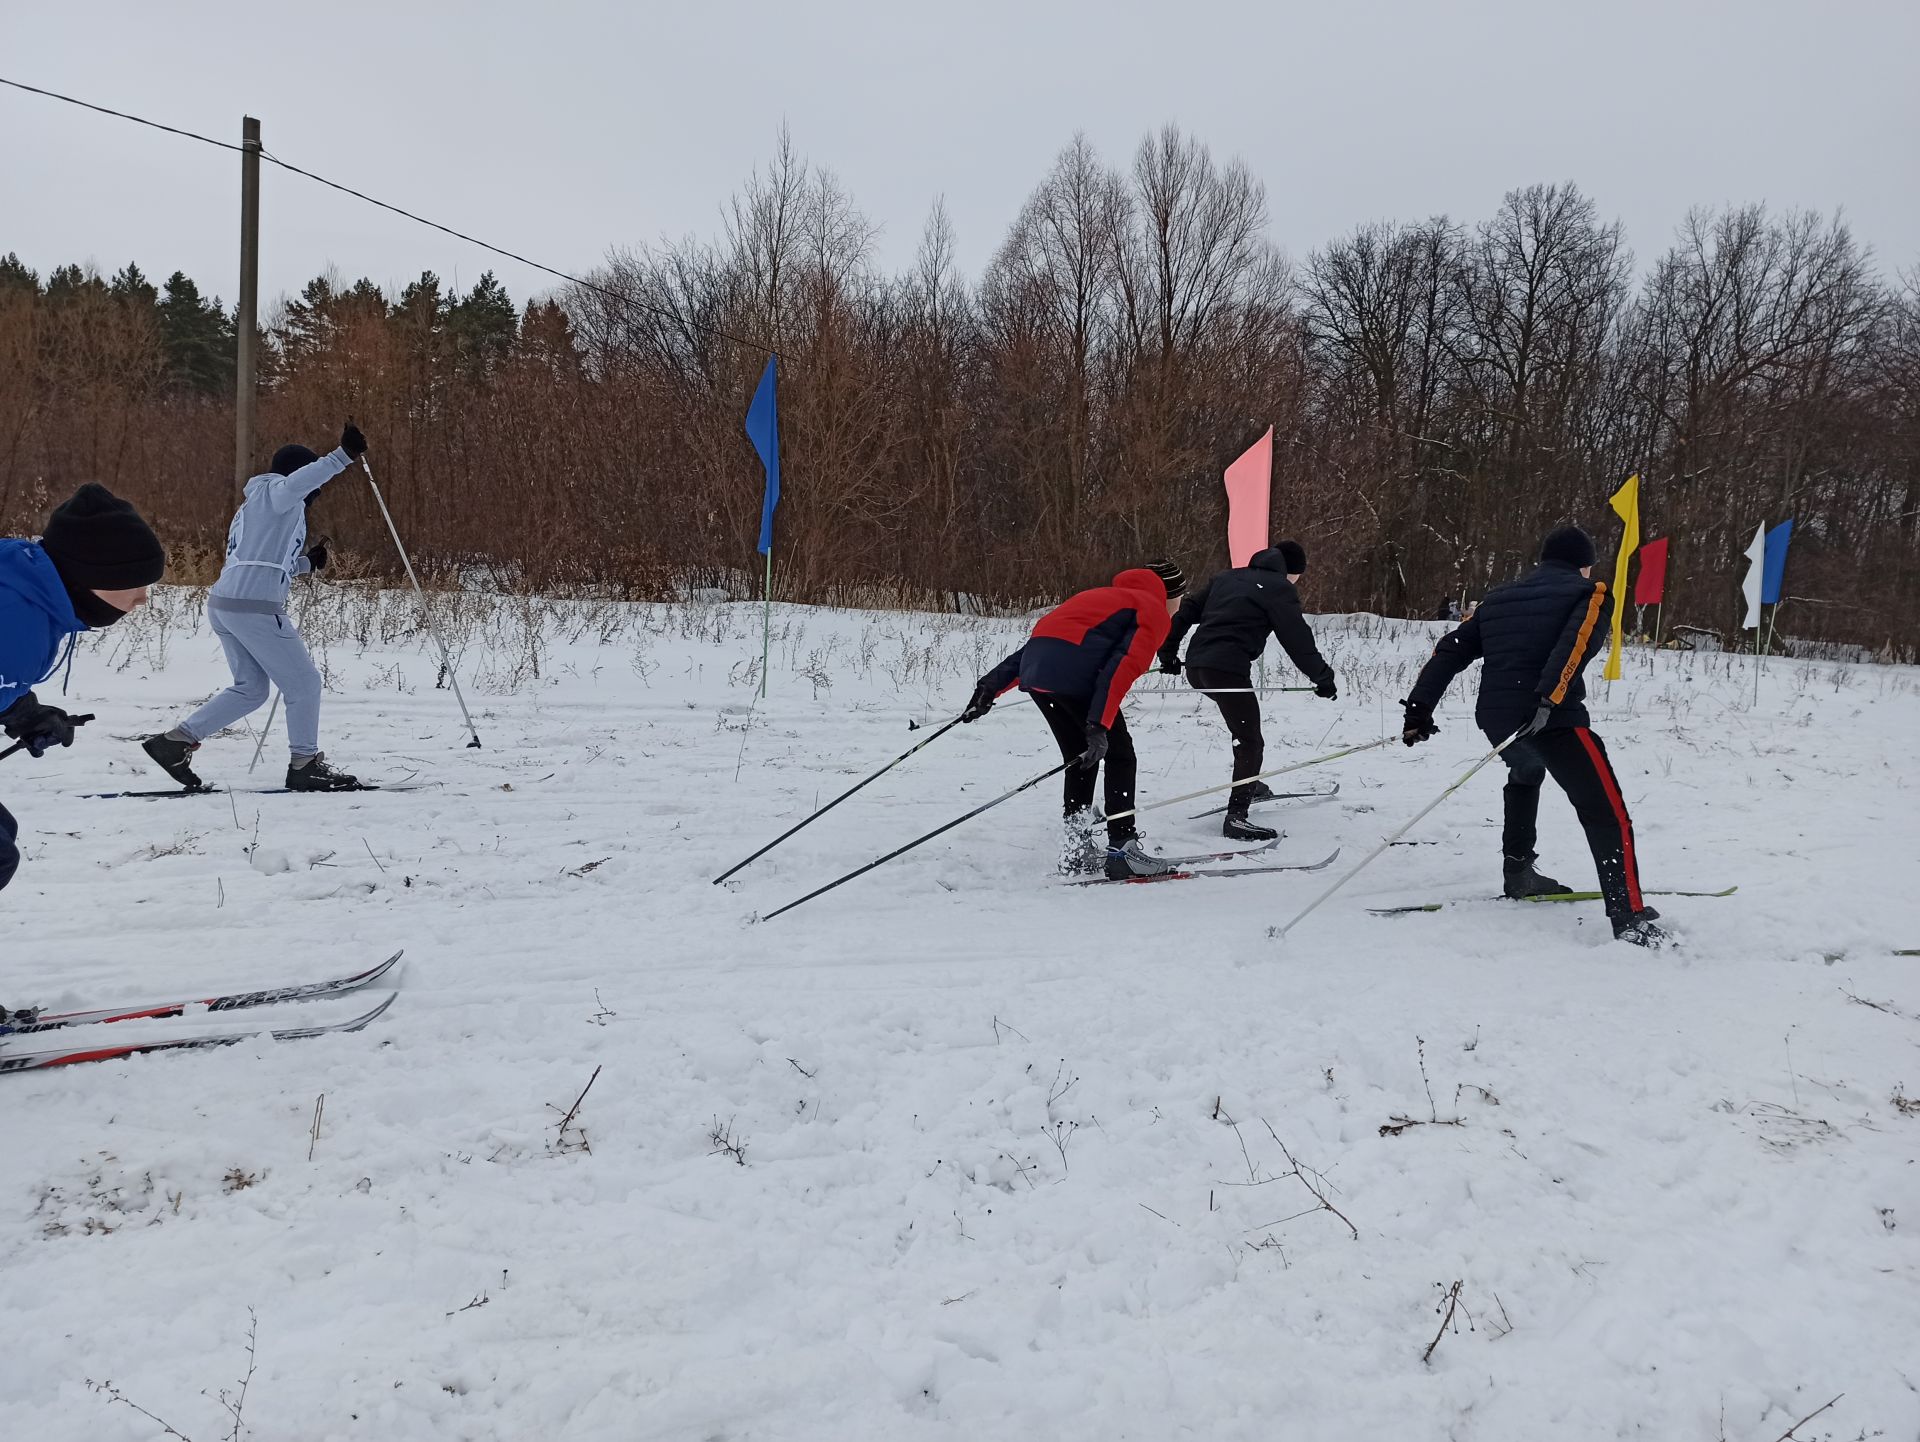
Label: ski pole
xmin=361 ymin=454 xmax=482 ymax=749
xmin=759 ymin=760 xmax=1072 ymax=922
xmin=248 ymin=691 xmax=280 ymax=773
xmin=0 ymin=713 xmax=94 ymax=762
xmin=1102 ymin=735 xmax=1396 ymax=826
xmin=1136 ymin=695 xmax=1320 ymax=706
xmin=713 ymin=716 xmax=964 ymax=883
xmin=1270 ymin=730 xmax=1523 ymax=942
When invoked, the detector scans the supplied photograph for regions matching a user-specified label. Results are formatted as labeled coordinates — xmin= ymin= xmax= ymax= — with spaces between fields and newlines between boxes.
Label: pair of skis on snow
xmin=0 ymin=952 xmax=402 ymax=1073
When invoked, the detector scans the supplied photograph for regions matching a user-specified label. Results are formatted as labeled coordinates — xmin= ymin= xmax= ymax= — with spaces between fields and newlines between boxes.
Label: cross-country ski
xmin=2 ymin=951 xmax=403 ymax=1034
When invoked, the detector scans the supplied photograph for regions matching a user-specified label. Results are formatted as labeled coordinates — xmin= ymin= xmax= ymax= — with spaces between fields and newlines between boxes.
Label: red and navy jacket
xmin=979 ymin=569 xmax=1173 ymax=727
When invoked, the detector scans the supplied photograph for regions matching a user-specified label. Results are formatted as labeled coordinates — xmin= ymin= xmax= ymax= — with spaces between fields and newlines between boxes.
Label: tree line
xmin=2 ymin=125 xmax=1915 ymax=652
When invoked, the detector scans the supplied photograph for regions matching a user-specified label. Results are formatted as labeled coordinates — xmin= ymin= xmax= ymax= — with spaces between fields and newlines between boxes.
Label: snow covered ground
xmin=2 ymin=585 xmax=1916 ymax=1442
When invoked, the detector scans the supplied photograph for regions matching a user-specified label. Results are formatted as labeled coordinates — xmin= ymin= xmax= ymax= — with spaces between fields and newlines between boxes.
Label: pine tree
xmin=157 ymin=270 xmax=236 ymax=395
xmin=44 ymin=264 xmax=107 ymax=306
xmin=0 ymin=252 xmax=39 ymax=296
xmin=514 ymin=298 xmax=583 ymax=380
xmin=110 ymin=263 xmax=158 ymax=310
xmin=447 ymin=271 xmax=518 ymax=381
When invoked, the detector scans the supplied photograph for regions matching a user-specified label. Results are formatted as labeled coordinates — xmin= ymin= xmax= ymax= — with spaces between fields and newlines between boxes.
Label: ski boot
xmin=1222 ymin=807 xmax=1279 ymax=842
xmin=1244 ymin=780 xmax=1278 ymax=804
xmin=1612 ymin=910 xmax=1671 ymax=948
xmin=1502 ymin=852 xmax=1570 ymax=899
xmin=285 ymin=753 xmax=364 ymax=792
xmin=1104 ymin=837 xmax=1176 ymax=882
xmin=141 ymin=732 xmax=207 ymax=791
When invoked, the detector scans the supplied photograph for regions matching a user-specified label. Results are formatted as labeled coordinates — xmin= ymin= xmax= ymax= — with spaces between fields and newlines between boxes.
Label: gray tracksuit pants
xmin=180 ymin=607 xmax=323 ymax=758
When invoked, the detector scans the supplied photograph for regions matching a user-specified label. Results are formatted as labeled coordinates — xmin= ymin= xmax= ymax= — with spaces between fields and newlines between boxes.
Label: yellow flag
xmin=1603 ymin=474 xmax=1640 ymax=680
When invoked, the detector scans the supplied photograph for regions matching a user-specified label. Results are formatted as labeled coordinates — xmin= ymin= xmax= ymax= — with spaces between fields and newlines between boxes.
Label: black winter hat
xmin=1540 ymin=525 xmax=1596 ymax=569
xmin=40 ymin=484 xmax=166 ymax=590
xmin=1276 ymin=539 xmax=1307 ymax=576
xmin=271 ymin=443 xmax=320 ymax=476
xmin=1148 ymin=560 xmax=1188 ymax=598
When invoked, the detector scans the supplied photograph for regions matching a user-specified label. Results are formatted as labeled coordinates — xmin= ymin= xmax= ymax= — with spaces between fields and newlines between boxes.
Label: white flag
xmin=1741 ymin=522 xmax=1767 ymax=630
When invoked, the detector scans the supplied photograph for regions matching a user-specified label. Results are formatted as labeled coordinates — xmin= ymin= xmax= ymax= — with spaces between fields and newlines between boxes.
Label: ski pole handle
xmin=1 ymin=712 xmax=93 ymax=761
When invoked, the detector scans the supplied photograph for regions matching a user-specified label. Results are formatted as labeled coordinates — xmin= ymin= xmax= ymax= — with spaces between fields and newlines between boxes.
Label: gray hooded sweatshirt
xmin=207 ymin=447 xmax=353 ymax=613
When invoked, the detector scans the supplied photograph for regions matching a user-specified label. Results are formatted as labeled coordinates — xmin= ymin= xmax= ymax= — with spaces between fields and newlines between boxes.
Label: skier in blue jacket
xmin=142 ymin=422 xmax=368 ymax=792
xmin=1 ymin=483 xmax=167 ymax=895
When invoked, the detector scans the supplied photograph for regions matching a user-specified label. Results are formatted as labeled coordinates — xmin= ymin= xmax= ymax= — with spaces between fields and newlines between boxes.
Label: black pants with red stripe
xmin=1029 ymin=692 xmax=1138 ymax=845
xmin=1494 ymin=726 xmax=1644 ymax=918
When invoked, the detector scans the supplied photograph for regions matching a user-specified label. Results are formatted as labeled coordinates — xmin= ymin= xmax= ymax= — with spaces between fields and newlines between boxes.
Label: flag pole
xmin=1652 ymin=601 xmax=1663 ymax=652
xmin=760 ymin=546 xmax=772 ymax=699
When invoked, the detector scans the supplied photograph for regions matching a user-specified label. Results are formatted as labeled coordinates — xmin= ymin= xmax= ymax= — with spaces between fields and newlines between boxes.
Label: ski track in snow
xmin=1 ymin=593 xmax=1916 ymax=1441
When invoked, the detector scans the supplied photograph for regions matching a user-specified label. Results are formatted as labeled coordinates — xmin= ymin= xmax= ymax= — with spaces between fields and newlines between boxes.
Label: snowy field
xmin=1 ymin=584 xmax=1916 ymax=1442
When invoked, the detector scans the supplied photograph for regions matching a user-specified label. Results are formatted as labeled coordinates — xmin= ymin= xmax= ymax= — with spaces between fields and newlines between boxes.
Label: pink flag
xmin=1224 ymin=427 xmax=1273 ymax=567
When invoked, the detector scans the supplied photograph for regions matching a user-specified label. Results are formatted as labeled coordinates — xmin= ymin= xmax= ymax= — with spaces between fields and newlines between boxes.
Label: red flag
xmin=1223 ymin=427 xmax=1273 ymax=567
xmin=1633 ymin=537 xmax=1669 ymax=605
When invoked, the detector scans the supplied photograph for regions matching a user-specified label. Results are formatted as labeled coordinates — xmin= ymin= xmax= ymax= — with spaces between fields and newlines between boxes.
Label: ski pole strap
xmin=713 ymin=715 xmax=964 ymax=883
xmin=1103 ymin=735 xmax=1396 ymax=826
xmin=759 ymin=760 xmax=1072 ymax=922
xmin=1270 ymin=731 xmax=1521 ymax=941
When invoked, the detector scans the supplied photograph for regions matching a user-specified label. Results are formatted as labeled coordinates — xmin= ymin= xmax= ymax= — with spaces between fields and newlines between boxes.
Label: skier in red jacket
xmin=962 ymin=563 xmax=1186 ymax=879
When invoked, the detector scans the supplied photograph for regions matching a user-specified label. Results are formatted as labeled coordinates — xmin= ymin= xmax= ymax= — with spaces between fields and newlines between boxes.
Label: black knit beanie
xmin=40 ymin=483 xmax=166 ymax=590
xmin=271 ymin=443 xmax=320 ymax=476
xmin=1276 ymin=540 xmax=1307 ymax=575
xmin=1148 ymin=560 xmax=1188 ymax=598
xmin=1540 ymin=526 xmax=1596 ymax=569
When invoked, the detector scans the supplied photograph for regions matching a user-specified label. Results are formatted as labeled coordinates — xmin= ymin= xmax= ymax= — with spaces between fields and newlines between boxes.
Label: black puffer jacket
xmin=1407 ymin=560 xmax=1613 ymax=735
xmin=1159 ymin=549 xmax=1333 ymax=683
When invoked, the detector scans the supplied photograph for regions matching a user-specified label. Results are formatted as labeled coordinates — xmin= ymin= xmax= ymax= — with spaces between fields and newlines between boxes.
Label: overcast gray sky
xmin=5 ymin=0 xmax=1916 ymax=311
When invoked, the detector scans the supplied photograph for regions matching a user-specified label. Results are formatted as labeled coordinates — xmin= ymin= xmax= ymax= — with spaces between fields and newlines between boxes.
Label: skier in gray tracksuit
xmin=142 ymin=422 xmax=369 ymax=792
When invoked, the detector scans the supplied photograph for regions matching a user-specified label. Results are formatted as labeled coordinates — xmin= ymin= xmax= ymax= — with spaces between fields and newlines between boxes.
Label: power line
xmin=0 ymin=73 xmax=779 ymax=359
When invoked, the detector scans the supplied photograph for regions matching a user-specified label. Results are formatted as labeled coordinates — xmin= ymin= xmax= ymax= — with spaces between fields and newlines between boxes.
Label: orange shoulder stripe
xmin=1548 ymin=583 xmax=1607 ymax=704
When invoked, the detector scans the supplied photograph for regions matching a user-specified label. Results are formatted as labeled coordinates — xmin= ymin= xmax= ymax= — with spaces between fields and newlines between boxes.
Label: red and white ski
xmin=0 ymin=992 xmax=397 ymax=1074
xmin=2 ymin=951 xmax=403 ymax=1035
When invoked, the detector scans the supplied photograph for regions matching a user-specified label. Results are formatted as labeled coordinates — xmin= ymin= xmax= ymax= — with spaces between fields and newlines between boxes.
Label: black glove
xmin=1517 ymin=699 xmax=1554 ymax=738
xmin=305 ymin=537 xmax=330 ymax=572
xmin=1078 ymin=723 xmax=1109 ymax=770
xmin=1 ymin=693 xmax=89 ymax=757
xmin=340 ymin=422 xmax=368 ymax=460
xmin=1158 ymin=654 xmax=1182 ymax=677
xmin=1400 ymin=698 xmax=1439 ymax=747
xmin=1314 ymin=674 xmax=1338 ymax=700
xmin=960 ymin=682 xmax=997 ymax=724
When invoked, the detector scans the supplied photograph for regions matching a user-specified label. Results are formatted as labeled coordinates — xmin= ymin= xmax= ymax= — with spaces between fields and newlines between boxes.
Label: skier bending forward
xmin=1 ymin=484 xmax=166 ymax=896
xmin=143 ymin=423 xmax=368 ymax=793
xmin=1401 ymin=525 xmax=1667 ymax=946
xmin=961 ymin=563 xmax=1187 ymax=880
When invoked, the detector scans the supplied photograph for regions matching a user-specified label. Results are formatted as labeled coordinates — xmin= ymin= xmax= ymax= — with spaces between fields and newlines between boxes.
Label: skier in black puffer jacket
xmin=1157 ymin=542 xmax=1337 ymax=840
xmin=1401 ymin=526 xmax=1665 ymax=946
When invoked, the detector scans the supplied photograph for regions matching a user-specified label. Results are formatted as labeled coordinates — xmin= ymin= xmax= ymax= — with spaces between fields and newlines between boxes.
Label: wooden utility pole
xmin=234 ymin=115 xmax=261 ymax=502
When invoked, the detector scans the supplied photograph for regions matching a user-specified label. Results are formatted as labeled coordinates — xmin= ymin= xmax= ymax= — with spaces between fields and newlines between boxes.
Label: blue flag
xmin=1761 ymin=519 xmax=1794 ymax=604
xmin=745 ymin=357 xmax=780 ymax=555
